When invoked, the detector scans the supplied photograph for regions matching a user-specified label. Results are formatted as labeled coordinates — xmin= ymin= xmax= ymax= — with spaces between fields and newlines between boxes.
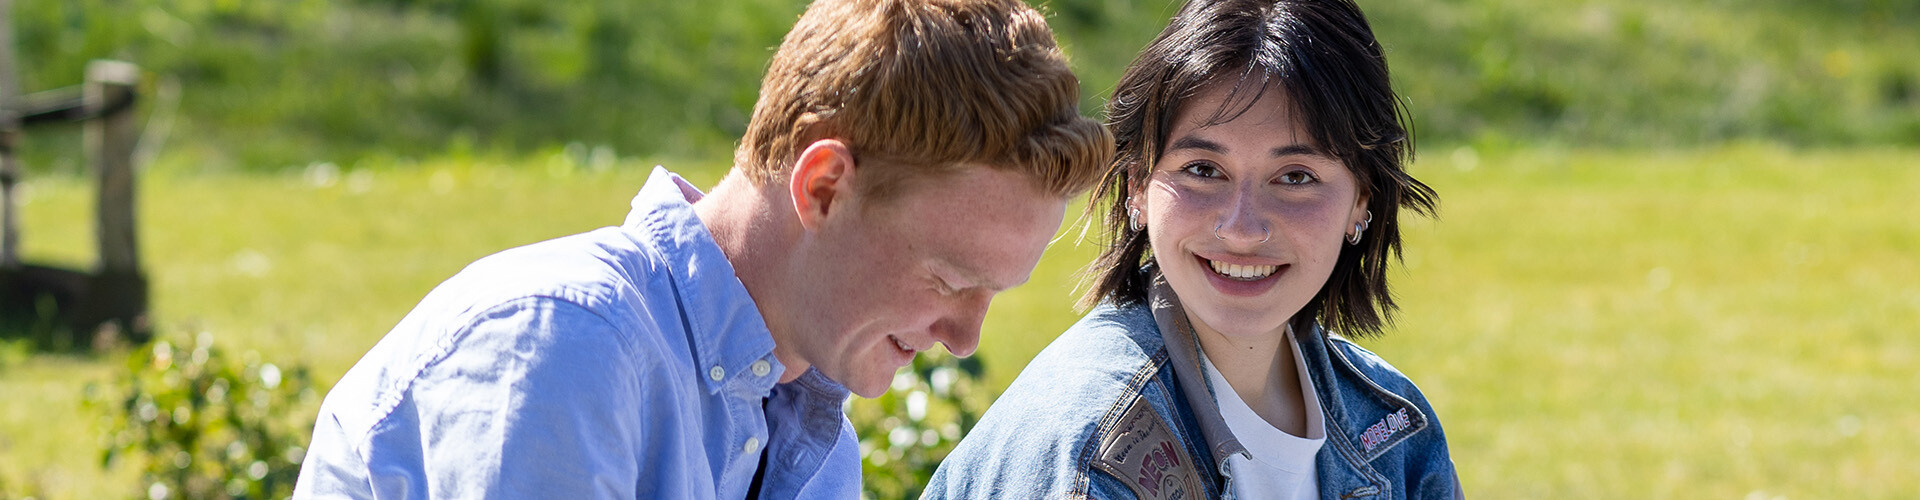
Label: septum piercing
xmin=1214 ymin=222 xmax=1271 ymax=243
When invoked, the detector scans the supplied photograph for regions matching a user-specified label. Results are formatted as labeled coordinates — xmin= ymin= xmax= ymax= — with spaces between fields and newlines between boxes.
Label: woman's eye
xmin=1279 ymin=170 xmax=1317 ymax=185
xmin=1180 ymin=162 xmax=1223 ymax=179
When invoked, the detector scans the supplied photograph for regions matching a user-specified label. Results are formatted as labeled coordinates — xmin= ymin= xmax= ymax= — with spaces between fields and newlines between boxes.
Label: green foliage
xmin=0 ymin=471 xmax=46 ymax=500
xmin=9 ymin=0 xmax=1918 ymax=175
xmin=847 ymin=350 xmax=992 ymax=500
xmin=0 ymin=338 xmax=34 ymax=373
xmin=11 ymin=0 xmax=797 ymax=172
xmin=84 ymin=332 xmax=318 ymax=500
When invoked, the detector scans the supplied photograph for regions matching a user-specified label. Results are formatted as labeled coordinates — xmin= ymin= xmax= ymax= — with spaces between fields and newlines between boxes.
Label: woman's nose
xmin=1213 ymin=183 xmax=1269 ymax=245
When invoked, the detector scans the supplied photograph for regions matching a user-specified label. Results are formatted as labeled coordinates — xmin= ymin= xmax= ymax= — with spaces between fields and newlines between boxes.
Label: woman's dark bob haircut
xmin=1080 ymin=0 xmax=1437 ymax=338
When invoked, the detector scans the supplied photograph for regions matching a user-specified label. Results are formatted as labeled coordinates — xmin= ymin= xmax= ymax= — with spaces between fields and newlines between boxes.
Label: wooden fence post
xmin=0 ymin=0 xmax=20 ymax=269
xmin=87 ymin=60 xmax=139 ymax=275
xmin=85 ymin=59 xmax=148 ymax=342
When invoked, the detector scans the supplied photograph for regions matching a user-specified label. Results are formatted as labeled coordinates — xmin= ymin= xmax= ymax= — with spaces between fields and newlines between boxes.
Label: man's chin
xmin=848 ymin=380 xmax=890 ymax=399
xmin=828 ymin=367 xmax=893 ymax=399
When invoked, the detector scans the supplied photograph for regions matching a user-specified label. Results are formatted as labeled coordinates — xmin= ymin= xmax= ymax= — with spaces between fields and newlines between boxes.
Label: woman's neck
xmin=1188 ymin=314 xmax=1311 ymax=438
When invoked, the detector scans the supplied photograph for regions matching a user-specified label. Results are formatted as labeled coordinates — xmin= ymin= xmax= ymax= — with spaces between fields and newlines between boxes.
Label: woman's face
xmin=1134 ymin=82 xmax=1369 ymax=339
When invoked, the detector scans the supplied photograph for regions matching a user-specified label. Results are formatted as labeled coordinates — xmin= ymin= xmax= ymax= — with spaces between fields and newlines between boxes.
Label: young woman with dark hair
xmin=924 ymin=0 xmax=1461 ymax=498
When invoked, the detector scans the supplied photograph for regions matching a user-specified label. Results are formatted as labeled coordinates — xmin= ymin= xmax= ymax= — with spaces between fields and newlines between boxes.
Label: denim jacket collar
xmin=1146 ymin=278 xmax=1247 ymax=467
xmin=1146 ymin=272 xmax=1433 ymax=496
xmin=623 ymin=166 xmax=784 ymax=396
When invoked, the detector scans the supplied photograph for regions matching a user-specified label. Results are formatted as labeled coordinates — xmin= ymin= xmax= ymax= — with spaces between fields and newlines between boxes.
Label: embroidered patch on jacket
xmin=1358 ymin=407 xmax=1414 ymax=453
xmin=1092 ymin=398 xmax=1203 ymax=500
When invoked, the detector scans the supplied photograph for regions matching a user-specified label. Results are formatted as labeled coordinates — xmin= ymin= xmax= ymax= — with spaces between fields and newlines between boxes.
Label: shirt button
xmin=744 ymin=437 xmax=761 ymax=455
xmin=709 ymin=365 xmax=726 ymax=381
xmin=751 ymin=360 xmax=771 ymax=377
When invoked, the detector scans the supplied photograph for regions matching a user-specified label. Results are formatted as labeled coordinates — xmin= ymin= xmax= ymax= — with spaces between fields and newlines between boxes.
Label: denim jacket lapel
xmin=1299 ymin=325 xmax=1430 ymax=498
xmin=1147 ymin=278 xmax=1248 ymax=471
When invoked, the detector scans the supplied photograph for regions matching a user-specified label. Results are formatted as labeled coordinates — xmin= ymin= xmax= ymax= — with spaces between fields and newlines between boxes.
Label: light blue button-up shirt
xmin=295 ymin=167 xmax=861 ymax=499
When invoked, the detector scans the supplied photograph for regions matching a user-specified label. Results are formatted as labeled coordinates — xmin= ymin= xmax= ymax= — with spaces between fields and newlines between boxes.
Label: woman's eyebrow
xmin=1167 ymin=136 xmax=1226 ymax=154
xmin=1170 ymin=136 xmax=1323 ymax=159
xmin=1272 ymin=144 xmax=1321 ymax=158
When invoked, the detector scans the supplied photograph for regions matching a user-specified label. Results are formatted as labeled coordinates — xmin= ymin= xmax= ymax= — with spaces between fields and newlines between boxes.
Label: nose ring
xmin=1214 ymin=222 xmax=1270 ymax=243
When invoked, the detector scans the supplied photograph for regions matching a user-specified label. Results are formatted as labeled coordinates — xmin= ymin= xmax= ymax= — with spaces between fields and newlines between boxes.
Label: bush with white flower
xmin=847 ymin=349 xmax=992 ymax=500
xmin=87 ymin=332 xmax=318 ymax=500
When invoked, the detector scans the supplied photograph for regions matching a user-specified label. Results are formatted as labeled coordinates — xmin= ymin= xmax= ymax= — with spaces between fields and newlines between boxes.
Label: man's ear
xmin=790 ymin=139 xmax=857 ymax=230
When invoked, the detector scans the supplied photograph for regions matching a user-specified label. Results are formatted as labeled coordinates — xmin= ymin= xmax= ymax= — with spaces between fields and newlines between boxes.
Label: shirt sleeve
xmin=359 ymin=297 xmax=647 ymax=499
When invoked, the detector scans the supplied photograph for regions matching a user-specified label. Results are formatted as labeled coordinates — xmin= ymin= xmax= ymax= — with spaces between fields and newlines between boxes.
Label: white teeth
xmin=1208 ymin=259 xmax=1278 ymax=280
xmin=893 ymin=336 xmax=914 ymax=353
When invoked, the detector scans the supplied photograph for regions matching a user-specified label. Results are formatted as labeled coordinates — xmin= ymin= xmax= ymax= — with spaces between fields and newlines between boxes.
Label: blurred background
xmin=0 ymin=0 xmax=1914 ymax=498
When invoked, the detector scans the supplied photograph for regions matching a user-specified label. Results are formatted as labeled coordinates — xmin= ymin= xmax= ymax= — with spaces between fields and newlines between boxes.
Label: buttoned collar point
xmin=624 ymin=166 xmax=781 ymax=395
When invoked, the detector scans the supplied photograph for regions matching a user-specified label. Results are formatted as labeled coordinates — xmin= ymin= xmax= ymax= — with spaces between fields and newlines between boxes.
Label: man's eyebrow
xmin=938 ymin=258 xmax=1020 ymax=293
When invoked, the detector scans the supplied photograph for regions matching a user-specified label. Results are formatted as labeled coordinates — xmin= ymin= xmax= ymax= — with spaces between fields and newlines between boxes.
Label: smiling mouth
xmin=890 ymin=335 xmax=917 ymax=356
xmin=1205 ymin=258 xmax=1280 ymax=281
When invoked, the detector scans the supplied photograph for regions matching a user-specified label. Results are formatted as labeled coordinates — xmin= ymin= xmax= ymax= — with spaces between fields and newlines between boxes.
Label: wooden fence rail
xmin=0 ymin=59 xmax=150 ymax=346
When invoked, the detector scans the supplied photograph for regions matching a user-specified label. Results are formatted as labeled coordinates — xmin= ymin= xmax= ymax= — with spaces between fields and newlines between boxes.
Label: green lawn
xmin=3 ymin=145 xmax=1916 ymax=498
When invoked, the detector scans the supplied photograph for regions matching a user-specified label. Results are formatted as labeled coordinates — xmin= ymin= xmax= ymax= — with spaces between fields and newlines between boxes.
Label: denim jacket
xmin=925 ymin=280 xmax=1462 ymax=499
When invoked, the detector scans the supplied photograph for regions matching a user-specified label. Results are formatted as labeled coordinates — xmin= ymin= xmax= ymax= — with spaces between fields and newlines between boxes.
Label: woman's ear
xmin=1127 ymin=170 xmax=1151 ymax=214
xmin=1351 ymin=193 xmax=1371 ymax=226
xmin=789 ymin=139 xmax=857 ymax=230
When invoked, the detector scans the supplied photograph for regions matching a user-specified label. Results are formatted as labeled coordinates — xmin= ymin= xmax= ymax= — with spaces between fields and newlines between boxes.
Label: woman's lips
xmin=1197 ymin=255 xmax=1285 ymax=297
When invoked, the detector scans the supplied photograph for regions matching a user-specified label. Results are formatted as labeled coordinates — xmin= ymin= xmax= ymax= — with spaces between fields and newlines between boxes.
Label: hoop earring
xmin=1347 ymin=210 xmax=1373 ymax=246
xmin=1128 ymin=206 xmax=1143 ymax=231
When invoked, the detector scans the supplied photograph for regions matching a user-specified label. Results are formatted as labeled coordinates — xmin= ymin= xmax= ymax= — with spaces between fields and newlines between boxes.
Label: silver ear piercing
xmin=1347 ymin=210 xmax=1373 ymax=245
xmin=1128 ymin=206 xmax=1143 ymax=231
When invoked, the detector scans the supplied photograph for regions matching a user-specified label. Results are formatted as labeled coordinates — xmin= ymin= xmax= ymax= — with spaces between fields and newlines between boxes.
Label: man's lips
xmin=890 ymin=335 xmax=918 ymax=355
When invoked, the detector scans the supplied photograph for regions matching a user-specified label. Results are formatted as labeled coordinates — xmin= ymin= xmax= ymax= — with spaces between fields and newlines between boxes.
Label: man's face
xmin=792 ymin=165 xmax=1066 ymax=398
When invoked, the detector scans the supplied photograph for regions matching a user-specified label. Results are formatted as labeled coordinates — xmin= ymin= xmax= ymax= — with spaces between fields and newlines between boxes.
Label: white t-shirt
xmin=1200 ymin=327 xmax=1325 ymax=500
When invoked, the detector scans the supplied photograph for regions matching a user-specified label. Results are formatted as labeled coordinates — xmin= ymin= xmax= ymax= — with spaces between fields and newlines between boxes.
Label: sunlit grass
xmin=2 ymin=145 xmax=1916 ymax=498
xmin=981 ymin=144 xmax=1920 ymax=499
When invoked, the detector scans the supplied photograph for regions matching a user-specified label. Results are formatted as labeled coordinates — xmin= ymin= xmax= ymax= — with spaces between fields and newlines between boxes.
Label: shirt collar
xmin=624 ymin=166 xmax=782 ymax=395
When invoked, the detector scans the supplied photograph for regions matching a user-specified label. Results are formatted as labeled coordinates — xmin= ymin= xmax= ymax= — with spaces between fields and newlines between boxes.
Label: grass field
xmin=1 ymin=145 xmax=1916 ymax=498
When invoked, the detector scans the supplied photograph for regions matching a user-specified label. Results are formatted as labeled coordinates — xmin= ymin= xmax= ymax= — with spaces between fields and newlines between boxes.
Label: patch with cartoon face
xmin=1092 ymin=397 xmax=1203 ymax=500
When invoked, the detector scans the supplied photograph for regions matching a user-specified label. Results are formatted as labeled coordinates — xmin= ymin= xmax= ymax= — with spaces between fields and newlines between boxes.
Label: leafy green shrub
xmin=847 ymin=349 xmax=993 ymax=500
xmin=0 ymin=472 xmax=45 ymax=500
xmin=85 ymin=332 xmax=319 ymax=500
xmin=0 ymin=339 xmax=32 ymax=373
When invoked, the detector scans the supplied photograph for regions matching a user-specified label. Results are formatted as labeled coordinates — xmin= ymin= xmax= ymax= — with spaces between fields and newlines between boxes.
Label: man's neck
xmin=692 ymin=171 xmax=808 ymax=383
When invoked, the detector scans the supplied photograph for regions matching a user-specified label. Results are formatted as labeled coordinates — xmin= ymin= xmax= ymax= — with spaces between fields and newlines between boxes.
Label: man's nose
xmin=933 ymin=295 xmax=989 ymax=357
